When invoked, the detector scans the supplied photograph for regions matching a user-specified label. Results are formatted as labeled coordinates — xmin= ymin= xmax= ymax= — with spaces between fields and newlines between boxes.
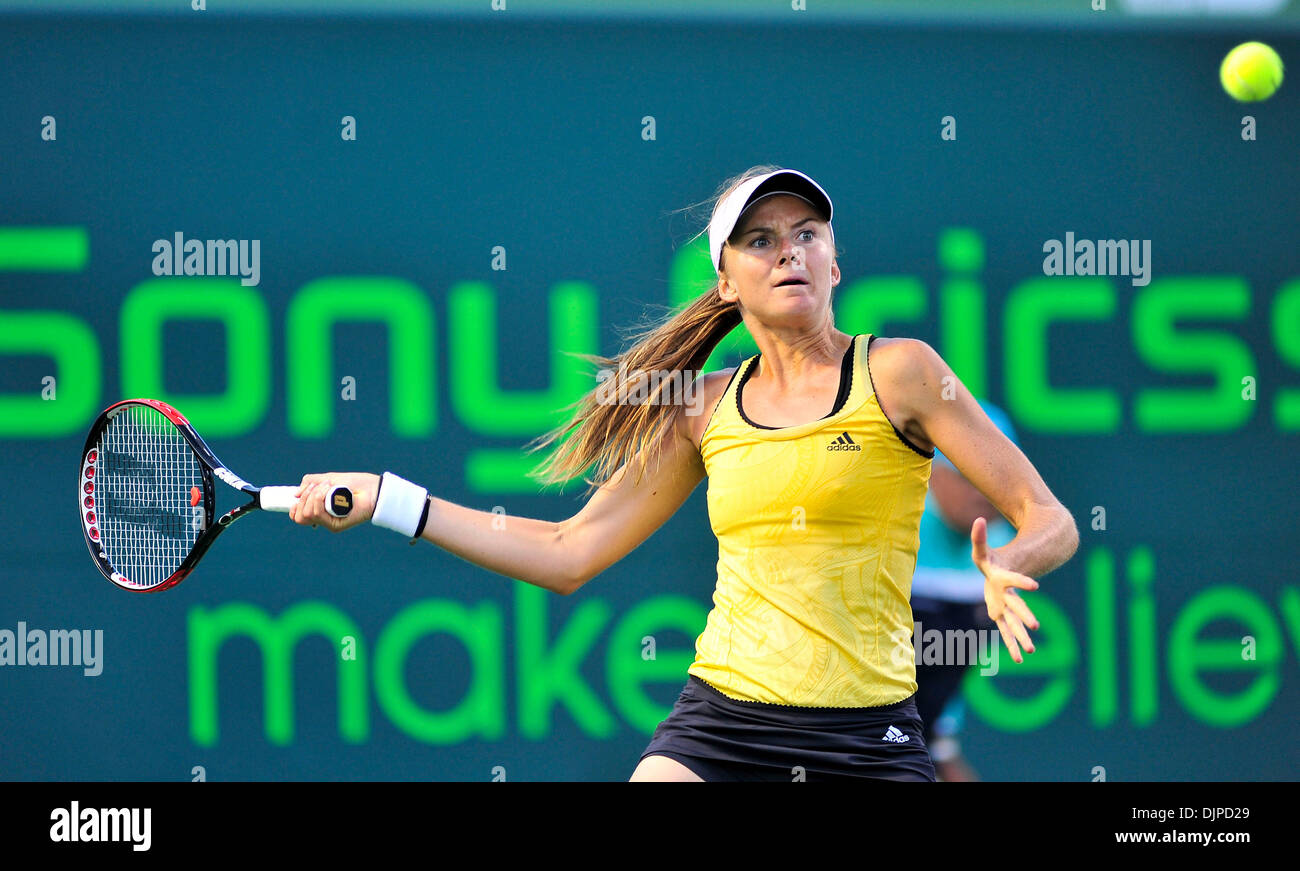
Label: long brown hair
xmin=522 ymin=164 xmax=784 ymax=497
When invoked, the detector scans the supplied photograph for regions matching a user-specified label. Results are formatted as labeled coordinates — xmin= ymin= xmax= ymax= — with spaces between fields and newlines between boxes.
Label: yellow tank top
xmin=687 ymin=334 xmax=934 ymax=707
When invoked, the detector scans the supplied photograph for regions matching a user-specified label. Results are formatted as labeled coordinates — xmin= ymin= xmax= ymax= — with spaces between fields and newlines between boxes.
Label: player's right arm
xmin=293 ymin=367 xmax=734 ymax=593
xmin=422 ymin=408 xmax=705 ymax=595
xmin=293 ymin=403 xmax=708 ymax=595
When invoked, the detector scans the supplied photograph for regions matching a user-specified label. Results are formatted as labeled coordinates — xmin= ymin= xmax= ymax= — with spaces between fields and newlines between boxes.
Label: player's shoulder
xmin=866 ymin=336 xmax=945 ymax=389
xmin=865 ymin=337 xmax=951 ymax=436
xmin=700 ymin=365 xmax=742 ymax=392
xmin=701 ymin=365 xmax=743 ymax=410
xmin=675 ymin=366 xmax=740 ymax=446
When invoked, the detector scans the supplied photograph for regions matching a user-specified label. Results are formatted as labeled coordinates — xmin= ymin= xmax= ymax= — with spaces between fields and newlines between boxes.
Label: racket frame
xmin=81 ymin=398 xmax=279 ymax=593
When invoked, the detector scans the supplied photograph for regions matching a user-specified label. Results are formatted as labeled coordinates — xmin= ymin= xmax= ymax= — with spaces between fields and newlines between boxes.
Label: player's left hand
xmin=971 ymin=516 xmax=1041 ymax=664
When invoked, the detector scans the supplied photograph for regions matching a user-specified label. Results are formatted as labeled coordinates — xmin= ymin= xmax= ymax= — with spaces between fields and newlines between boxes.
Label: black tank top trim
xmin=736 ymin=335 xmax=856 ymax=431
xmin=864 ymin=334 xmax=936 ymax=459
xmin=700 ymin=365 xmax=744 ymax=435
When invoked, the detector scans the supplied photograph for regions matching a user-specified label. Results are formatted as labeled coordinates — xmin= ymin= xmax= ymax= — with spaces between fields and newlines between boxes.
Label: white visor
xmin=707 ymin=169 xmax=834 ymax=274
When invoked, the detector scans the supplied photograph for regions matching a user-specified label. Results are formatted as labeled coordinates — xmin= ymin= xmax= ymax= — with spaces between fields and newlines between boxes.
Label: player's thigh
xmin=629 ymin=754 xmax=704 ymax=782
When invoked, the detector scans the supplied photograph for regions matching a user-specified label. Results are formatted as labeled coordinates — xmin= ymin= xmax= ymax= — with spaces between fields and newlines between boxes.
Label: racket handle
xmin=324 ymin=486 xmax=354 ymax=518
xmin=259 ymin=485 xmax=354 ymax=518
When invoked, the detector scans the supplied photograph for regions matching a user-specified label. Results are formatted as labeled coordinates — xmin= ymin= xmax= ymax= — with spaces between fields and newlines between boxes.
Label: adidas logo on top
xmin=882 ymin=725 xmax=910 ymax=744
xmin=827 ymin=431 xmax=861 ymax=452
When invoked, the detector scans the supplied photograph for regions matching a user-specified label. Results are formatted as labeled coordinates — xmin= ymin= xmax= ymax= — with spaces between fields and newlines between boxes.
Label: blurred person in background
xmin=911 ymin=400 xmax=1021 ymax=782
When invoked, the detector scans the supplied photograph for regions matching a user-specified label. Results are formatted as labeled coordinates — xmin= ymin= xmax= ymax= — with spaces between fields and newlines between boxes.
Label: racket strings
xmin=95 ymin=404 xmax=203 ymax=590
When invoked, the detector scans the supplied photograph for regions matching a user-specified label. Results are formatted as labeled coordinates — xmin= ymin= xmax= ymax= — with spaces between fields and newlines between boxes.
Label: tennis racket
xmin=79 ymin=397 xmax=353 ymax=593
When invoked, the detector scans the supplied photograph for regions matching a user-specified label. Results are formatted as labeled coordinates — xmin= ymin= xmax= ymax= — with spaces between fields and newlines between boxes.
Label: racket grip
xmin=259 ymin=485 xmax=354 ymax=518
xmin=324 ymin=486 xmax=354 ymax=518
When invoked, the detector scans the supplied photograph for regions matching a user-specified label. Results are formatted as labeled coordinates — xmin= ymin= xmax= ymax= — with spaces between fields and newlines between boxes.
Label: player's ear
xmin=718 ymin=273 xmax=737 ymax=303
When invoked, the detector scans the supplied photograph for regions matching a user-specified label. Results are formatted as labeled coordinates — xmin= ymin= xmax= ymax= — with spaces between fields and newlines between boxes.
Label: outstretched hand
xmin=289 ymin=472 xmax=381 ymax=533
xmin=971 ymin=516 xmax=1041 ymax=664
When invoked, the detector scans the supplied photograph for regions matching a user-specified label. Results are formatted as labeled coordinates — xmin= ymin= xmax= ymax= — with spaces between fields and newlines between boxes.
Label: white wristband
xmin=371 ymin=472 xmax=428 ymax=538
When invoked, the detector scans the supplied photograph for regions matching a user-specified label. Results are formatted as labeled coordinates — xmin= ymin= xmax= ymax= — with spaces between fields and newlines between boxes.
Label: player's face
xmin=718 ymin=194 xmax=839 ymax=325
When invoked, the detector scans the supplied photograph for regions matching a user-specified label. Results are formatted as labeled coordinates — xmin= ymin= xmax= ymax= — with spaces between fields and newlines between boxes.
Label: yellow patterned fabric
xmin=688 ymin=335 xmax=934 ymax=707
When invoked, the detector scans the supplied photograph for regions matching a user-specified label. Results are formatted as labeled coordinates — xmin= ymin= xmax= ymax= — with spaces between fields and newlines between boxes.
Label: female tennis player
xmin=288 ymin=165 xmax=1079 ymax=782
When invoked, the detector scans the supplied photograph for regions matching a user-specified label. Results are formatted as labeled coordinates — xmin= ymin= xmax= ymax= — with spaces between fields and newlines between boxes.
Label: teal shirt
xmin=911 ymin=489 xmax=1016 ymax=603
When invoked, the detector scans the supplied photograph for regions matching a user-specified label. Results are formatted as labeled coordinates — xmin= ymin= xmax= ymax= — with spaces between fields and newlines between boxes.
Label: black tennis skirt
xmin=639 ymin=675 xmax=936 ymax=782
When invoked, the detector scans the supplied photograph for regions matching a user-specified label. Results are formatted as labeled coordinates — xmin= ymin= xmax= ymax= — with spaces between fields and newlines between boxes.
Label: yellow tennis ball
xmin=1220 ymin=41 xmax=1284 ymax=102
